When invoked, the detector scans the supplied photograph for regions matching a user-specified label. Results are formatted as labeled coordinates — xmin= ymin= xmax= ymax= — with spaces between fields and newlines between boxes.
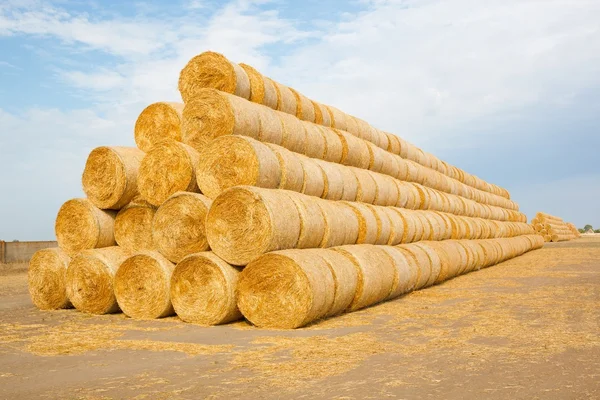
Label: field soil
xmin=1 ymin=238 xmax=599 ymax=399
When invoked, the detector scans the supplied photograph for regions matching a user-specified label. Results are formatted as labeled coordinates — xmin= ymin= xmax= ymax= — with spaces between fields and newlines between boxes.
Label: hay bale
xmin=28 ymin=248 xmax=72 ymax=310
xmin=314 ymin=160 xmax=345 ymax=200
xmin=382 ymin=208 xmax=405 ymax=245
xmin=239 ymin=63 xmax=266 ymax=104
xmin=114 ymin=197 xmax=156 ymax=252
xmin=350 ymin=167 xmax=378 ymax=204
xmin=393 ymin=208 xmax=417 ymax=244
xmin=65 ymin=246 xmax=130 ymax=314
xmin=318 ymin=249 xmax=359 ymax=316
xmin=153 ymin=192 xmax=213 ymax=263
xmin=303 ymin=124 xmax=327 ymax=159
xmin=372 ymin=174 xmax=400 ymax=207
xmin=55 ymin=198 xmax=116 ymax=253
xmin=82 ymin=146 xmax=145 ymax=210
xmin=265 ymin=143 xmax=304 ymax=192
xmin=182 ymin=89 xmax=261 ymax=152
xmin=317 ymin=201 xmax=360 ymax=247
xmin=320 ymin=127 xmax=344 ymax=163
xmin=179 ymin=51 xmax=251 ymax=103
xmin=338 ymin=164 xmax=359 ymax=201
xmin=397 ymin=243 xmax=432 ymax=290
xmin=206 ymin=186 xmax=301 ymax=265
xmin=256 ymin=106 xmax=284 ymax=145
xmin=197 ymin=136 xmax=281 ymax=199
xmin=114 ymin=251 xmax=175 ymax=319
xmin=299 ymin=157 xmax=325 ymax=198
xmin=314 ymin=102 xmax=332 ymax=126
xmin=380 ymin=246 xmax=416 ymax=298
xmin=290 ymin=88 xmax=316 ymax=122
xmin=336 ymin=130 xmax=371 ymax=169
xmin=411 ymin=242 xmax=442 ymax=287
xmin=285 ymin=192 xmax=326 ymax=249
xmin=368 ymin=205 xmax=393 ymax=245
xmin=334 ymin=245 xmax=396 ymax=311
xmin=343 ymin=202 xmax=379 ymax=244
xmin=273 ymin=80 xmax=297 ymax=115
xmin=170 ymin=252 xmax=242 ymax=325
xmin=134 ymin=102 xmax=184 ymax=152
xmin=279 ymin=112 xmax=308 ymax=154
xmin=138 ymin=140 xmax=200 ymax=206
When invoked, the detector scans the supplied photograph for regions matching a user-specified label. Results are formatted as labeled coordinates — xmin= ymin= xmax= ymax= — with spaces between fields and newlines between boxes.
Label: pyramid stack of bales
xmin=531 ymin=212 xmax=579 ymax=242
xmin=29 ymin=51 xmax=544 ymax=328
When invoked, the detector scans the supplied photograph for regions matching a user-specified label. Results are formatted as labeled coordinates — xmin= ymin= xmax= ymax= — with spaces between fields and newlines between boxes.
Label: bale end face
xmin=28 ymin=248 xmax=71 ymax=310
xmin=55 ymin=198 xmax=116 ymax=252
xmin=134 ymin=102 xmax=183 ymax=152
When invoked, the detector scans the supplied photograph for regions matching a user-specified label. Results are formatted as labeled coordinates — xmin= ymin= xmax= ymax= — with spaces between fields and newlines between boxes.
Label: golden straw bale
xmin=344 ymin=115 xmax=361 ymax=137
xmin=170 ymin=251 xmax=242 ymax=325
xmin=28 ymin=248 xmax=72 ymax=310
xmin=379 ymin=246 xmax=415 ymax=298
xmin=114 ymin=197 xmax=156 ymax=252
xmin=326 ymin=106 xmax=347 ymax=131
xmin=412 ymin=242 xmax=443 ymax=287
xmin=261 ymin=77 xmax=279 ymax=109
xmin=138 ymin=140 xmax=200 ymax=206
xmin=196 ymin=136 xmax=281 ymax=199
xmin=284 ymin=192 xmax=326 ymax=249
xmin=334 ymin=244 xmax=396 ymax=311
xmin=153 ymin=192 xmax=213 ymax=263
xmin=319 ymin=127 xmax=344 ymax=163
xmin=256 ymin=106 xmax=284 ymax=145
xmin=279 ymin=112 xmax=308 ymax=154
xmin=386 ymin=132 xmax=401 ymax=154
xmin=299 ymin=157 xmax=326 ymax=197
xmin=272 ymin=80 xmax=297 ymax=115
xmin=239 ymin=63 xmax=266 ymax=104
xmin=314 ymin=160 xmax=345 ymax=200
xmin=114 ymin=251 xmax=175 ymax=319
xmin=398 ymin=243 xmax=432 ymax=290
xmin=393 ymin=208 xmax=417 ymax=244
xmin=317 ymin=202 xmax=360 ymax=248
xmin=393 ymin=181 xmax=411 ymax=209
xmin=134 ymin=102 xmax=184 ymax=152
xmin=336 ymin=130 xmax=372 ymax=169
xmin=313 ymin=102 xmax=332 ymax=126
xmin=266 ymin=144 xmax=304 ymax=192
xmin=82 ymin=146 xmax=145 ymax=210
xmin=206 ymin=186 xmax=300 ymax=265
xmin=303 ymin=124 xmax=327 ymax=159
xmin=290 ymin=88 xmax=316 ymax=122
xmin=382 ymin=207 xmax=405 ymax=245
xmin=312 ymin=100 xmax=323 ymax=124
xmin=343 ymin=202 xmax=379 ymax=244
xmin=350 ymin=167 xmax=378 ymax=204
xmin=338 ymin=163 xmax=359 ymax=201
xmin=179 ymin=51 xmax=251 ymax=103
xmin=65 ymin=246 xmax=130 ymax=314
xmin=372 ymin=174 xmax=400 ymax=207
xmin=55 ymin=198 xmax=116 ymax=253
xmin=318 ymin=249 xmax=359 ymax=316
xmin=368 ymin=205 xmax=393 ymax=245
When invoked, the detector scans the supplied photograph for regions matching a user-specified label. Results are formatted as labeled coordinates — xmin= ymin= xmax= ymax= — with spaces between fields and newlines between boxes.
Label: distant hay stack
xmin=114 ymin=251 xmax=175 ymax=319
xmin=134 ymin=102 xmax=184 ymax=152
xmin=82 ymin=146 xmax=145 ymax=210
xmin=138 ymin=140 xmax=200 ymax=206
xmin=170 ymin=252 xmax=242 ymax=325
xmin=114 ymin=197 xmax=156 ymax=252
xmin=197 ymin=136 xmax=281 ymax=199
xmin=55 ymin=198 xmax=117 ymax=253
xmin=65 ymin=247 xmax=130 ymax=315
xmin=179 ymin=51 xmax=251 ymax=103
xmin=152 ymin=192 xmax=213 ymax=263
xmin=28 ymin=248 xmax=72 ymax=310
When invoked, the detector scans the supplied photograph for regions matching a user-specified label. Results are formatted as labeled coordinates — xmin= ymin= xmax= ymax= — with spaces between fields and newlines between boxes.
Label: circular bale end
xmin=28 ymin=248 xmax=71 ymax=310
xmin=239 ymin=63 xmax=265 ymax=104
xmin=134 ymin=102 xmax=183 ymax=152
xmin=138 ymin=140 xmax=199 ymax=206
xmin=153 ymin=192 xmax=212 ymax=263
xmin=170 ymin=252 xmax=242 ymax=325
xmin=114 ymin=252 xmax=175 ymax=319
xmin=55 ymin=198 xmax=116 ymax=252
xmin=114 ymin=198 xmax=156 ymax=252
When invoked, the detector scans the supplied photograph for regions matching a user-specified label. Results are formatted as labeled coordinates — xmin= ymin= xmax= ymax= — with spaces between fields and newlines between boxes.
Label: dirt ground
xmin=1 ymin=237 xmax=599 ymax=400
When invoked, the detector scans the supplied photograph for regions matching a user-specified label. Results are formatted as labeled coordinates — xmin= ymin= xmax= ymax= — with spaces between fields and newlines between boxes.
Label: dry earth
xmin=0 ymin=238 xmax=599 ymax=399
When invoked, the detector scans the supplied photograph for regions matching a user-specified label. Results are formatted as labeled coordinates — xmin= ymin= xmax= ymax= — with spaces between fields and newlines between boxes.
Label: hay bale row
xmin=530 ymin=212 xmax=578 ymax=242
xmin=206 ymin=186 xmax=534 ymax=265
xmin=237 ymin=235 xmax=543 ymax=328
xmin=177 ymin=51 xmax=510 ymax=200
xmin=196 ymin=135 xmax=525 ymax=222
xmin=177 ymin=89 xmax=518 ymax=211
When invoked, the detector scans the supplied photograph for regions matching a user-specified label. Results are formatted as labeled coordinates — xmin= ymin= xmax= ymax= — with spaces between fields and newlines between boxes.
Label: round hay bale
xmin=318 ymin=249 xmax=359 ymax=316
xmin=386 ymin=132 xmax=401 ymax=155
xmin=299 ymin=157 xmax=326 ymax=198
xmin=265 ymin=143 xmax=304 ymax=192
xmin=344 ymin=115 xmax=361 ymax=137
xmin=338 ymin=164 xmax=359 ymax=201
xmin=55 ymin=198 xmax=116 ymax=252
xmin=284 ymin=192 xmax=326 ymax=249
xmin=138 ymin=140 xmax=200 ymax=206
xmin=153 ymin=192 xmax=212 ymax=263
xmin=315 ymin=102 xmax=332 ymax=127
xmin=320 ymin=127 xmax=344 ymax=164
xmin=315 ymin=160 xmax=345 ymax=200
xmin=398 ymin=244 xmax=432 ymax=290
xmin=290 ymin=88 xmax=315 ymax=122
xmin=312 ymin=100 xmax=323 ymax=124
xmin=206 ymin=186 xmax=301 ymax=265
xmin=114 ymin=251 xmax=175 ymax=319
xmin=342 ymin=202 xmax=379 ymax=244
xmin=237 ymin=250 xmax=335 ymax=328
xmin=378 ymin=151 xmax=401 ymax=178
xmin=368 ymin=205 xmax=393 ymax=245
xmin=380 ymin=246 xmax=414 ymax=298
xmin=65 ymin=246 xmax=130 ymax=314
xmin=372 ymin=174 xmax=400 ymax=207
xmin=382 ymin=207 xmax=405 ymax=245
xmin=412 ymin=242 xmax=442 ymax=287
xmin=273 ymin=81 xmax=297 ymax=115
xmin=279 ymin=112 xmax=308 ymax=154
xmin=114 ymin=197 xmax=156 ymax=252
xmin=334 ymin=245 xmax=396 ymax=311
xmin=393 ymin=208 xmax=417 ymax=243
xmin=350 ymin=167 xmax=378 ymax=204
xmin=260 ymin=77 xmax=279 ymax=109
xmin=257 ymin=106 xmax=284 ymax=145
xmin=134 ymin=102 xmax=184 ymax=152
xmin=366 ymin=142 xmax=384 ymax=173
xmin=304 ymin=124 xmax=327 ymax=159
xmin=393 ymin=181 xmax=411 ymax=208
xmin=326 ymin=106 xmax=347 ymax=131
xmin=179 ymin=51 xmax=251 ymax=103
xmin=182 ymin=89 xmax=261 ymax=152
xmin=28 ymin=248 xmax=72 ymax=310
xmin=82 ymin=146 xmax=145 ymax=210
xmin=197 ymin=136 xmax=281 ymax=199
xmin=239 ymin=63 xmax=266 ymax=104
xmin=317 ymin=201 xmax=359 ymax=248
xmin=336 ymin=130 xmax=371 ymax=169
xmin=170 ymin=252 xmax=242 ymax=325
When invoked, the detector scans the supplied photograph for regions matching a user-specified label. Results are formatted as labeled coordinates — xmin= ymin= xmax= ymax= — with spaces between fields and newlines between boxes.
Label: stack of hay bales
xmin=531 ymin=212 xmax=579 ymax=242
xmin=28 ymin=50 xmax=544 ymax=329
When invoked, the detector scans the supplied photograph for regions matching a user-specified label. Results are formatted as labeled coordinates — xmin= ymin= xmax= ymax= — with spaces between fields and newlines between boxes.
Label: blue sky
xmin=0 ymin=0 xmax=599 ymax=240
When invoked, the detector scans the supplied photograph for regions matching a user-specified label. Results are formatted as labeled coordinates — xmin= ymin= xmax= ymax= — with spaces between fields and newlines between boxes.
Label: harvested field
xmin=1 ymin=237 xmax=598 ymax=399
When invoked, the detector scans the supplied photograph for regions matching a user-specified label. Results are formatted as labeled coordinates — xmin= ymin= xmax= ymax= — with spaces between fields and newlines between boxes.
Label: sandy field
xmin=1 ymin=237 xmax=599 ymax=399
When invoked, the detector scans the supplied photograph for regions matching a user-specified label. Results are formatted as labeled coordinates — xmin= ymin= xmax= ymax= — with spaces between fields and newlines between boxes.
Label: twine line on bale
xmin=28 ymin=248 xmax=72 ymax=310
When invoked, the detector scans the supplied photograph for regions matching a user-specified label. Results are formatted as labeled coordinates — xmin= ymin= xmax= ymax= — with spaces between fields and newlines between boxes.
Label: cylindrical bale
xmin=334 ymin=245 xmax=396 ymax=311
xmin=317 ymin=202 xmax=360 ymax=248
xmin=256 ymin=106 xmax=284 ymax=145
xmin=372 ymin=174 xmax=400 ymax=207
xmin=366 ymin=142 xmax=383 ymax=173
xmin=314 ymin=160 xmax=345 ymax=200
xmin=393 ymin=181 xmax=411 ymax=209
xmin=28 ymin=248 xmax=72 ymax=310
xmin=114 ymin=197 xmax=156 ymax=252
xmin=303 ymin=123 xmax=327 ymax=159
xmin=336 ymin=130 xmax=371 ymax=169
xmin=237 ymin=250 xmax=335 ymax=328
xmin=134 ymin=102 xmax=184 ymax=152
xmin=290 ymin=88 xmax=316 ymax=123
xmin=65 ymin=247 xmax=130 ymax=315
xmin=380 ymin=246 xmax=416 ymax=298
xmin=314 ymin=102 xmax=332 ymax=127
xmin=239 ymin=63 xmax=267 ymax=105
xmin=170 ymin=252 xmax=242 ymax=325
xmin=285 ymin=192 xmax=326 ymax=249
xmin=138 ymin=140 xmax=200 ymax=207
xmin=114 ymin=251 xmax=175 ymax=319
xmin=412 ymin=242 xmax=443 ymax=287
xmin=179 ymin=51 xmax=251 ymax=103
xmin=318 ymin=249 xmax=359 ymax=316
xmin=55 ymin=198 xmax=116 ymax=253
xmin=351 ymin=167 xmax=378 ymax=204
xmin=153 ymin=192 xmax=213 ymax=263
xmin=369 ymin=205 xmax=393 ymax=245
xmin=266 ymin=143 xmax=304 ymax=193
xmin=182 ymin=89 xmax=261 ymax=152
xmin=206 ymin=186 xmax=301 ymax=266
xmin=393 ymin=208 xmax=418 ymax=244
xmin=382 ymin=208 xmax=405 ymax=245
xmin=326 ymin=106 xmax=348 ymax=131
xmin=279 ymin=112 xmax=308 ymax=155
xmin=337 ymin=163 xmax=359 ymax=201
xmin=299 ymin=157 xmax=326 ymax=198
xmin=320 ymin=127 xmax=344 ymax=163
xmin=342 ymin=202 xmax=379 ymax=244
xmin=273 ymin=80 xmax=297 ymax=115
xmin=82 ymin=146 xmax=145 ymax=210
xmin=397 ymin=243 xmax=432 ymax=290
xmin=196 ymin=136 xmax=281 ymax=199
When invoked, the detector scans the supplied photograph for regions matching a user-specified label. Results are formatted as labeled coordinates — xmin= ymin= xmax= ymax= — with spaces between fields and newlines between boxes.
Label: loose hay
xmin=152 ymin=191 xmax=213 ymax=263
xmin=114 ymin=197 xmax=156 ymax=252
xmin=171 ymin=251 xmax=242 ymax=325
xmin=82 ymin=146 xmax=145 ymax=210
xmin=55 ymin=198 xmax=116 ymax=253
xmin=28 ymin=248 xmax=72 ymax=310
xmin=134 ymin=102 xmax=184 ymax=152
xmin=114 ymin=251 xmax=175 ymax=319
